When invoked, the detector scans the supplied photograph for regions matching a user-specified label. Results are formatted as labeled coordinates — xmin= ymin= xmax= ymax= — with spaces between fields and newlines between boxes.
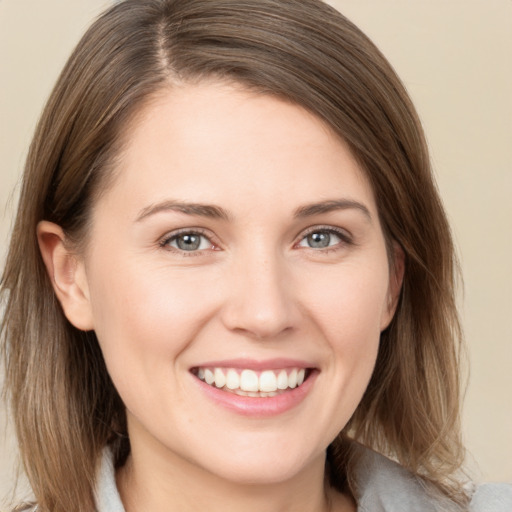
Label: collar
xmin=94 ymin=445 xmax=511 ymax=512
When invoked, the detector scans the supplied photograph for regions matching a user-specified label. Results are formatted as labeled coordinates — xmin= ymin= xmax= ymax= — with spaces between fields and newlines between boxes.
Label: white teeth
xmin=196 ymin=366 xmax=309 ymax=394
xmin=204 ymin=369 xmax=214 ymax=385
xmin=288 ymin=368 xmax=298 ymax=389
xmin=225 ymin=369 xmax=240 ymax=390
xmin=214 ymin=368 xmax=226 ymax=388
xmin=240 ymin=369 xmax=259 ymax=392
xmin=277 ymin=369 xmax=288 ymax=390
xmin=259 ymin=370 xmax=278 ymax=392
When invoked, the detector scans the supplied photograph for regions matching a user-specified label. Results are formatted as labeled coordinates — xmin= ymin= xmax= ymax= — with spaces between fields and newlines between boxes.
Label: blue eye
xmin=163 ymin=232 xmax=213 ymax=252
xmin=298 ymin=228 xmax=348 ymax=249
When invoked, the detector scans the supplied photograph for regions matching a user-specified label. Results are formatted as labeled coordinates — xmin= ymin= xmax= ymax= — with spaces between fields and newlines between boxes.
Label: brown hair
xmin=1 ymin=1 xmax=466 ymax=510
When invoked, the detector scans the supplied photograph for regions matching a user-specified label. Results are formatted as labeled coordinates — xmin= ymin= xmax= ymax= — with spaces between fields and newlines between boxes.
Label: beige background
xmin=1 ymin=0 xmax=511 ymax=504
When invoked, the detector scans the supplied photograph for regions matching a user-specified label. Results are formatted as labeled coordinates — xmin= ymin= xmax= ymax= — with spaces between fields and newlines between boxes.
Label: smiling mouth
xmin=191 ymin=367 xmax=312 ymax=398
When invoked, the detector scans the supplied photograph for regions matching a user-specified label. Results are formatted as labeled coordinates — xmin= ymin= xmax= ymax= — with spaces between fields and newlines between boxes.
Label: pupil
xmin=308 ymin=232 xmax=330 ymax=248
xmin=177 ymin=234 xmax=200 ymax=251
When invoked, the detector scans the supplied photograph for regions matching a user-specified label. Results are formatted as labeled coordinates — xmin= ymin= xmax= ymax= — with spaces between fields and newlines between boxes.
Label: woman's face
xmin=72 ymin=82 xmax=401 ymax=484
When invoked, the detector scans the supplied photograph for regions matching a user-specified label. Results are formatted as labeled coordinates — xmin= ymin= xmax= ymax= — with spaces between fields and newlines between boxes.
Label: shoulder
xmin=352 ymin=446 xmax=455 ymax=511
xmin=469 ymin=482 xmax=512 ymax=512
xmin=351 ymin=444 xmax=512 ymax=512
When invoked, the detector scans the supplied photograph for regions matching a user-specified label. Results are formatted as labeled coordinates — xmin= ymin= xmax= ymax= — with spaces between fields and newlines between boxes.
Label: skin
xmin=39 ymin=82 xmax=403 ymax=512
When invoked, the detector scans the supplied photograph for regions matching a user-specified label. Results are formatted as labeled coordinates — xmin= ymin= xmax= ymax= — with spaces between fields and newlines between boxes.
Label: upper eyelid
xmin=297 ymin=225 xmax=353 ymax=240
xmin=158 ymin=224 xmax=353 ymax=249
xmin=293 ymin=226 xmax=355 ymax=252
xmin=159 ymin=228 xmax=217 ymax=247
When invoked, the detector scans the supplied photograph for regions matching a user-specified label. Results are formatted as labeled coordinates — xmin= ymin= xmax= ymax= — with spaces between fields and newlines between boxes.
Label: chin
xmin=193 ymin=441 xmax=324 ymax=486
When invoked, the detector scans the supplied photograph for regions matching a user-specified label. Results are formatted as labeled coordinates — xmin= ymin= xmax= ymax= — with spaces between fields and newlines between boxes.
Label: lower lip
xmin=192 ymin=371 xmax=318 ymax=417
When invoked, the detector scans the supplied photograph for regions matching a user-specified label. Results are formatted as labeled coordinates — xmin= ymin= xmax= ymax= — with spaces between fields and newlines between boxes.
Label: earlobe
xmin=37 ymin=221 xmax=94 ymax=331
xmin=381 ymin=242 xmax=405 ymax=331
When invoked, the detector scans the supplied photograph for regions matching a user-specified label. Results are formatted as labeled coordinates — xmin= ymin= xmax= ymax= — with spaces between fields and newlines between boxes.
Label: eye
xmin=297 ymin=228 xmax=350 ymax=250
xmin=161 ymin=231 xmax=214 ymax=252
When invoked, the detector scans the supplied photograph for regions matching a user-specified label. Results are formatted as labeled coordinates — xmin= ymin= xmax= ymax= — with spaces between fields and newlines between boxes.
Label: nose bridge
xmin=221 ymin=243 xmax=297 ymax=338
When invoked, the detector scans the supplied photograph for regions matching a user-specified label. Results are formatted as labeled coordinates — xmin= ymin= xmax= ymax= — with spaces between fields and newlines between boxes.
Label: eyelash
xmin=296 ymin=225 xmax=353 ymax=253
xmin=159 ymin=228 xmax=217 ymax=257
xmin=158 ymin=226 xmax=353 ymax=256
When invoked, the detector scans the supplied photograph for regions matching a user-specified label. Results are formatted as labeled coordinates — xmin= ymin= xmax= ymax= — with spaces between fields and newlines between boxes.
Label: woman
xmin=1 ymin=1 xmax=510 ymax=511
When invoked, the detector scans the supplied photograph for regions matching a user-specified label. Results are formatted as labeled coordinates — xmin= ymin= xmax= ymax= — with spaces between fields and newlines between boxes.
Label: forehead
xmin=96 ymin=81 xmax=376 ymax=221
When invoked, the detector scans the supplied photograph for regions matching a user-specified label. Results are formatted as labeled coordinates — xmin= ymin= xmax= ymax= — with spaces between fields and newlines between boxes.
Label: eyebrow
xmin=293 ymin=199 xmax=372 ymax=221
xmin=136 ymin=200 xmax=231 ymax=222
xmin=135 ymin=198 xmax=371 ymax=223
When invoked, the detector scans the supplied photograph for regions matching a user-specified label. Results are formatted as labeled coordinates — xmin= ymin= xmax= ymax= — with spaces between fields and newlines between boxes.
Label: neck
xmin=116 ymin=441 xmax=354 ymax=512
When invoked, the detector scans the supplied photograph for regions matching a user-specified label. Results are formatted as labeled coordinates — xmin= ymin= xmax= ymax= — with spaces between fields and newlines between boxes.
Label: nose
xmin=220 ymin=251 xmax=299 ymax=339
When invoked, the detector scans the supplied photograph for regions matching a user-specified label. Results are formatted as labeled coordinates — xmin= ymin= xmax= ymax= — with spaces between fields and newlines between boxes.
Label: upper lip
xmin=191 ymin=358 xmax=316 ymax=371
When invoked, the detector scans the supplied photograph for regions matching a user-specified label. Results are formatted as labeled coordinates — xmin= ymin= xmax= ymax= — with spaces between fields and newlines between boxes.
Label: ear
xmin=380 ymin=242 xmax=405 ymax=331
xmin=37 ymin=221 xmax=94 ymax=331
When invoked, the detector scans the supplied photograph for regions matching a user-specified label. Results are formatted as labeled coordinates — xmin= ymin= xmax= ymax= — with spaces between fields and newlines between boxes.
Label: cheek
xmin=302 ymin=259 xmax=390 ymax=340
xmin=299 ymin=260 xmax=388 ymax=402
xmin=86 ymin=257 xmax=220 ymax=374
